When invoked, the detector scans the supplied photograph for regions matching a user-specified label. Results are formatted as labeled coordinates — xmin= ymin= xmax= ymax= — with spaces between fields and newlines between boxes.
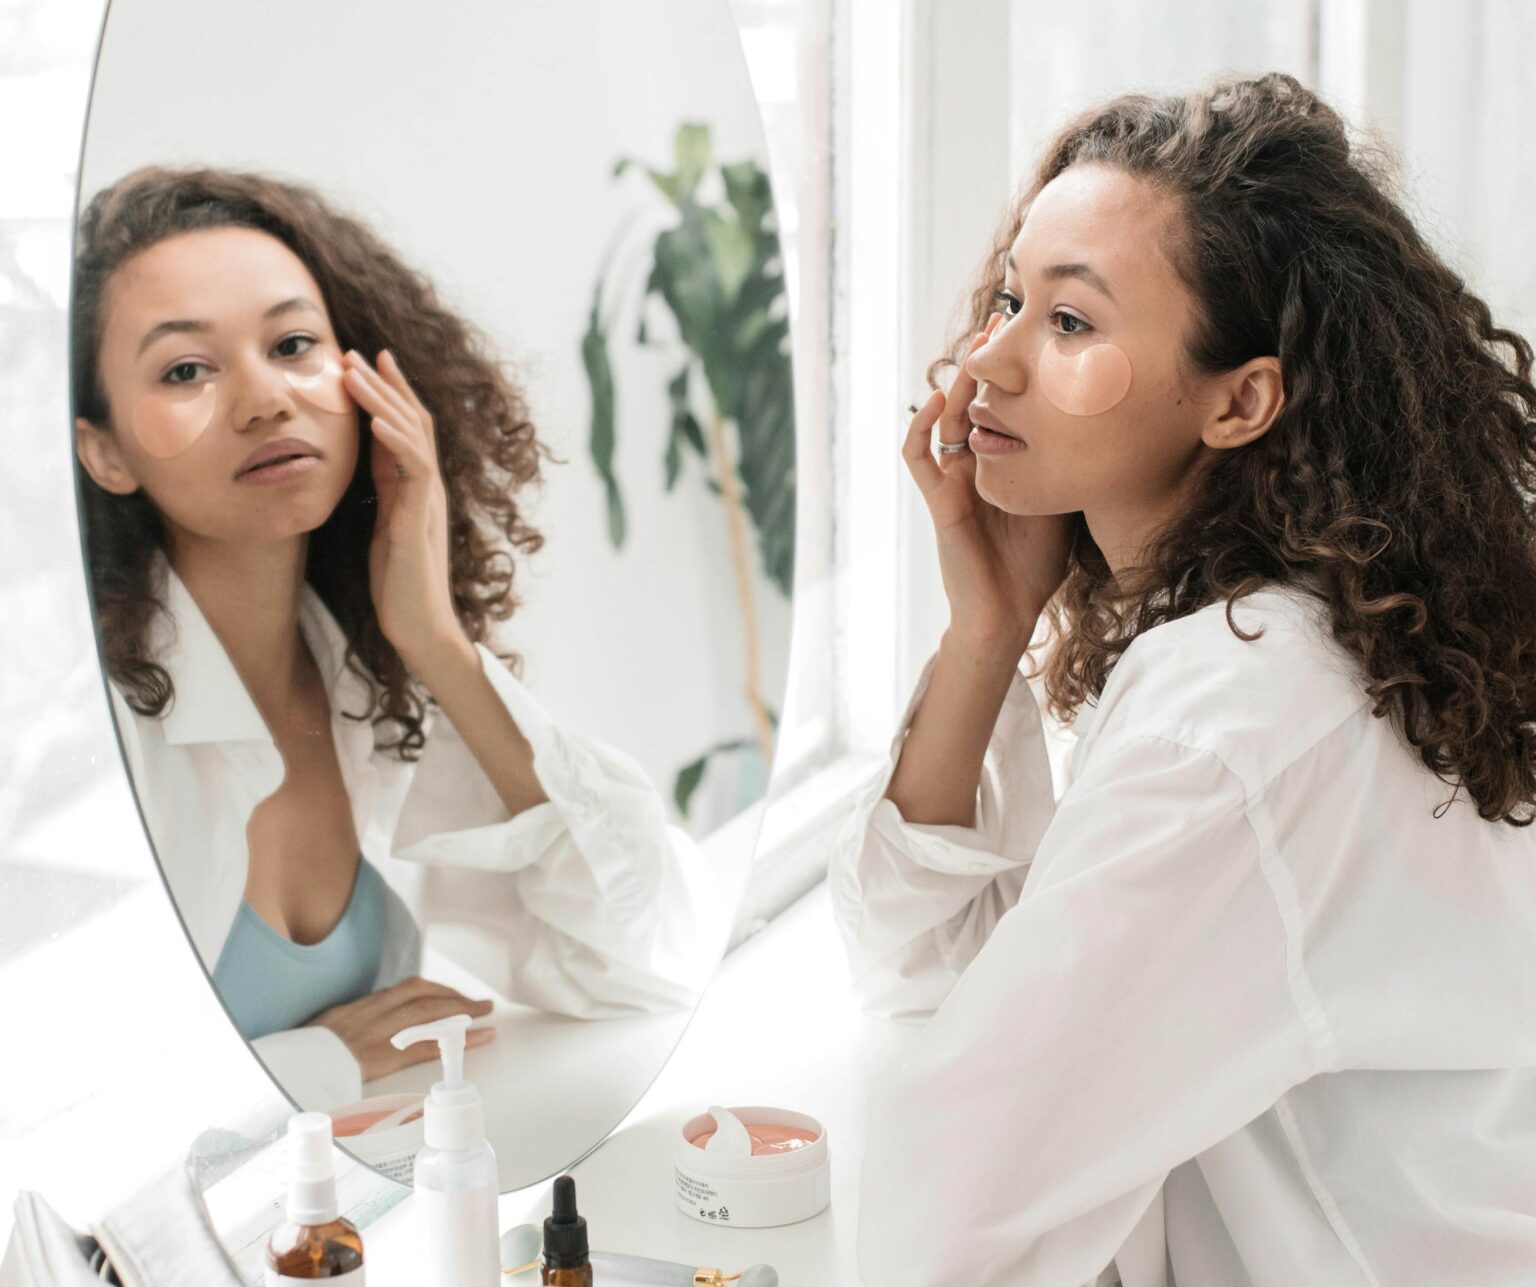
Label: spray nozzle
xmin=390 ymin=1012 xmax=473 ymax=1090
xmin=282 ymin=1112 xmax=339 ymax=1226
xmin=287 ymin=1111 xmax=335 ymax=1181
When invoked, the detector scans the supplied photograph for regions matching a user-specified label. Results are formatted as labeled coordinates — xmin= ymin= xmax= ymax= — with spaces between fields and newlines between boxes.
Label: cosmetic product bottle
xmin=265 ymin=1112 xmax=366 ymax=1282
xmin=389 ymin=1013 xmax=500 ymax=1286
xmin=540 ymin=1175 xmax=592 ymax=1286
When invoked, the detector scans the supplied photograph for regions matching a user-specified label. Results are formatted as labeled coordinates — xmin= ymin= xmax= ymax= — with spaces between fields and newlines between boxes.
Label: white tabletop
xmin=363 ymin=879 xmax=913 ymax=1285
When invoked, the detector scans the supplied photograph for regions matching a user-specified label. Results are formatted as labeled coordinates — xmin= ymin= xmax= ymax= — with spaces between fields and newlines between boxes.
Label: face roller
xmin=499 ymin=1222 xmax=779 ymax=1286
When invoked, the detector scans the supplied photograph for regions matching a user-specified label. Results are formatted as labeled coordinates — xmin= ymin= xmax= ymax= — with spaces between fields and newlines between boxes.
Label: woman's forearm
xmin=884 ymin=625 xmax=1037 ymax=828
xmin=408 ymin=633 xmax=550 ymax=818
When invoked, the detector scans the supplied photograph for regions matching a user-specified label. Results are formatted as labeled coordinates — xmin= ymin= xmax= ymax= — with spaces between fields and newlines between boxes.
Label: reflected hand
xmin=903 ymin=316 xmax=1078 ymax=663
xmin=341 ymin=349 xmax=465 ymax=671
xmin=308 ymin=975 xmax=496 ymax=1083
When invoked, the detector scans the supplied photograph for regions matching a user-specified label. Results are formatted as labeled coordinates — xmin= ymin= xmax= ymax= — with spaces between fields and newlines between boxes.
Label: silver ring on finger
xmin=936 ymin=438 xmax=971 ymax=455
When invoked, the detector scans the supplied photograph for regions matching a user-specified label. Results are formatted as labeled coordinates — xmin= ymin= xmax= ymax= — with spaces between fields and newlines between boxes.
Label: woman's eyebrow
xmin=135 ymin=297 xmax=322 ymax=358
xmin=1006 ymin=253 xmax=1117 ymax=304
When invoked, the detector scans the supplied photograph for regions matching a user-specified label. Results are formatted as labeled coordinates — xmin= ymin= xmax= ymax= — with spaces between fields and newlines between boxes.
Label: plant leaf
xmin=673 ymin=755 xmax=708 ymax=817
xmin=580 ymin=285 xmax=625 ymax=548
xmin=674 ymin=122 xmax=712 ymax=197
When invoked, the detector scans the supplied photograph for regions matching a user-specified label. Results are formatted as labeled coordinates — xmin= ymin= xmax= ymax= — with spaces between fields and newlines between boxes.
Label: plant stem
xmin=705 ymin=406 xmax=775 ymax=771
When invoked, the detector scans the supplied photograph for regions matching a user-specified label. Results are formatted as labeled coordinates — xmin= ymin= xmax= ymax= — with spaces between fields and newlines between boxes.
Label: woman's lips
xmin=969 ymin=426 xmax=1027 ymax=456
xmin=234 ymin=435 xmax=322 ymax=479
xmin=967 ymin=400 xmax=1026 ymax=447
xmin=235 ymin=454 xmax=322 ymax=485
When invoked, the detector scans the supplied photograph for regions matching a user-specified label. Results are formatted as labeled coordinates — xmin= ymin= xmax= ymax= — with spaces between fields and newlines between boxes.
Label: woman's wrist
xmin=398 ymin=622 xmax=479 ymax=691
xmin=940 ymin=617 xmax=1038 ymax=675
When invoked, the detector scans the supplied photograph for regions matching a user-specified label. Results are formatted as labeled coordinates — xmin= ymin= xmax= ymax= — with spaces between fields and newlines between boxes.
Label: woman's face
xmin=964 ymin=163 xmax=1225 ymax=542
xmin=75 ymin=226 xmax=360 ymax=548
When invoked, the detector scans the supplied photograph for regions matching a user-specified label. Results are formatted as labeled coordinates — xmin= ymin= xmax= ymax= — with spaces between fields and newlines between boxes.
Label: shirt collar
xmin=150 ymin=551 xmax=368 ymax=747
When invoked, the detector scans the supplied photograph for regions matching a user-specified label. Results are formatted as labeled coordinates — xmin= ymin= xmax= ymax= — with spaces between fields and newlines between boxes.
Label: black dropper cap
xmin=543 ymin=1174 xmax=589 ymax=1269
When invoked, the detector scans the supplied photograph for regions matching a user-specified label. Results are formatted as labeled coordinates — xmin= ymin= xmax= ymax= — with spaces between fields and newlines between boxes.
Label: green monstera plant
xmin=581 ymin=122 xmax=795 ymax=820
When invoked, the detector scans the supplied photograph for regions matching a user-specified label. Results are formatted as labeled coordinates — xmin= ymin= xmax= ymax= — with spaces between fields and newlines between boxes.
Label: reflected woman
xmin=73 ymin=166 xmax=718 ymax=1112
xmin=833 ymin=74 xmax=1536 ymax=1284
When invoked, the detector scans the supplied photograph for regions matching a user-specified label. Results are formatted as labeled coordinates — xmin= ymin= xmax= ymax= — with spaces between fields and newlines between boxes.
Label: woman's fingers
xmin=393 ymin=993 xmax=496 ymax=1031
xmin=465 ymin=1025 xmax=497 ymax=1049
xmin=937 ymin=324 xmax=996 ymax=444
xmin=901 ymin=388 xmax=947 ymax=493
xmin=377 ymin=349 xmax=437 ymax=451
xmin=344 ymin=351 xmax=420 ymax=439
xmin=391 ymin=975 xmax=478 ymax=1002
xmin=368 ymin=415 xmax=433 ymax=475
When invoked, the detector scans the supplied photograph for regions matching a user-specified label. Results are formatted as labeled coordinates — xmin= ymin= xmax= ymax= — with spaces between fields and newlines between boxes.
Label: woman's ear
xmin=1203 ymin=356 xmax=1285 ymax=450
xmin=75 ymin=417 xmax=141 ymax=495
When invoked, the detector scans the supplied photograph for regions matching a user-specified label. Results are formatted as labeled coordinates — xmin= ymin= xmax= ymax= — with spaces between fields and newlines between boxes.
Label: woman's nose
xmin=229 ymin=355 xmax=297 ymax=431
xmin=964 ymin=317 xmax=1023 ymax=392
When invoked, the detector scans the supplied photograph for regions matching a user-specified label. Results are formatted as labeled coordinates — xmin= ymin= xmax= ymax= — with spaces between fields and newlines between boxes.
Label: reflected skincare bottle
xmin=266 ymin=1112 xmax=366 ymax=1282
xmin=541 ymin=1175 xmax=592 ymax=1287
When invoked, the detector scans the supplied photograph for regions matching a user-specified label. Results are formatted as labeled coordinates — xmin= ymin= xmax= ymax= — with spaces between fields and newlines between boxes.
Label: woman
xmin=72 ymin=166 xmax=718 ymax=1112
xmin=831 ymin=73 xmax=1536 ymax=1285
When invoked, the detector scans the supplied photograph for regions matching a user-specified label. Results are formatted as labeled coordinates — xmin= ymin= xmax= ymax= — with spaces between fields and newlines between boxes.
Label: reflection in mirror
xmin=73 ymin=0 xmax=791 ymax=1195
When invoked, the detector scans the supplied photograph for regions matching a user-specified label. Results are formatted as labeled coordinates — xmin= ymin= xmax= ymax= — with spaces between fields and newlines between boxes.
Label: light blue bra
xmin=212 ymin=858 xmax=385 ymax=1041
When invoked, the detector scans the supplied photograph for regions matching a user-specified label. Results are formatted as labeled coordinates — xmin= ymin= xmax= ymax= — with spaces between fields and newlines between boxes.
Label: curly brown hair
xmin=936 ymin=72 xmax=1536 ymax=825
xmin=72 ymin=165 xmax=550 ymax=758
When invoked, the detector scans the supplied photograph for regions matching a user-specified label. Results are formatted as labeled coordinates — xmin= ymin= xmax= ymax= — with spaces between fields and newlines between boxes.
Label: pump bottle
xmin=390 ymin=1013 xmax=500 ymax=1286
xmin=266 ymin=1112 xmax=366 ymax=1282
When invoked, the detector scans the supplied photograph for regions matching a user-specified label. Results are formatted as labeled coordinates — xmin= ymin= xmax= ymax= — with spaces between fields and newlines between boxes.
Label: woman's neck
xmin=167 ymin=534 xmax=313 ymax=723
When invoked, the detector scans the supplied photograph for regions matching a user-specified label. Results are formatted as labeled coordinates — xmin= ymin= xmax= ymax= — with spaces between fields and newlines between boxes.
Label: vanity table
xmin=363 ymin=962 xmax=693 ymax=1188
xmin=362 ymin=879 xmax=904 ymax=1284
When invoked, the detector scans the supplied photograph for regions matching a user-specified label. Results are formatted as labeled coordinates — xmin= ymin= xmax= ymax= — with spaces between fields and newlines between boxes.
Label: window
xmin=732 ymin=0 xmax=1536 ymax=932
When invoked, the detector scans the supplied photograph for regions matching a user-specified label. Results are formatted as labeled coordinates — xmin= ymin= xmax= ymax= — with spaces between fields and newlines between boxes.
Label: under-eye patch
xmin=283 ymin=347 xmax=354 ymax=414
xmin=129 ymin=379 xmax=219 ymax=458
xmin=1038 ymin=340 xmax=1133 ymax=416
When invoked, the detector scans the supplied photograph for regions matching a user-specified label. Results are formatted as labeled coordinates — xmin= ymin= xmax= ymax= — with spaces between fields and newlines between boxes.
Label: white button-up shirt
xmin=108 ymin=556 xmax=724 ymax=1110
xmin=830 ymin=582 xmax=1536 ymax=1286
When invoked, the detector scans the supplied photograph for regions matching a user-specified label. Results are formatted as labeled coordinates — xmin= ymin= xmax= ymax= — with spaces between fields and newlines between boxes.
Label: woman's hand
xmin=342 ymin=349 xmax=465 ymax=671
xmin=308 ymin=976 xmax=497 ymax=1083
xmin=903 ymin=317 xmax=1078 ymax=663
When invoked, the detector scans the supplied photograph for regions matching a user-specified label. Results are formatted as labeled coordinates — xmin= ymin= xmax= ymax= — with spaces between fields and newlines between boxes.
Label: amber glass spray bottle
xmin=265 ymin=1112 xmax=366 ymax=1282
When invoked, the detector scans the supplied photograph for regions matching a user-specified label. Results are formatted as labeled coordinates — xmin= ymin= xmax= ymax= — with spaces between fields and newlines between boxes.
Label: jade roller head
xmin=498 ymin=1222 xmax=778 ymax=1286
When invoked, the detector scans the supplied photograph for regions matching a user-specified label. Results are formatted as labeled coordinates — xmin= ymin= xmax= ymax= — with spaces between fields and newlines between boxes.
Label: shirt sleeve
xmin=855 ymin=732 xmax=1331 ymax=1287
xmin=384 ymin=643 xmax=726 ymax=1017
xmin=827 ymin=651 xmax=1060 ymax=1019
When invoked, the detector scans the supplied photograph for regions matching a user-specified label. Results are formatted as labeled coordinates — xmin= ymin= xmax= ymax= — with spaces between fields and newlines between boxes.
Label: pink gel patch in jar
xmin=689 ymin=1123 xmax=820 ymax=1156
xmin=284 ymin=347 xmax=353 ymax=414
xmin=128 ymin=380 xmax=219 ymax=458
xmin=1037 ymin=339 xmax=1132 ymax=417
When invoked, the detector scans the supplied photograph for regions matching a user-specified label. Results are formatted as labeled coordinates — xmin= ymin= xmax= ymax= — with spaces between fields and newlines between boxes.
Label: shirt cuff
xmin=875 ymin=648 xmax=1055 ymax=870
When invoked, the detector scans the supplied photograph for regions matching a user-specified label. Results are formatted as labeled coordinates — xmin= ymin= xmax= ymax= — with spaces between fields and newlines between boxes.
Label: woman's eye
xmin=992 ymin=288 xmax=1023 ymax=318
xmin=1051 ymin=309 xmax=1090 ymax=336
xmin=163 ymin=361 xmax=206 ymax=384
xmin=274 ymin=333 xmax=318 ymax=358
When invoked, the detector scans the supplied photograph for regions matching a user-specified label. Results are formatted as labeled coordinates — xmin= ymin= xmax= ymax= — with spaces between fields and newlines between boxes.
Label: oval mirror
xmin=72 ymin=0 xmax=792 ymax=1193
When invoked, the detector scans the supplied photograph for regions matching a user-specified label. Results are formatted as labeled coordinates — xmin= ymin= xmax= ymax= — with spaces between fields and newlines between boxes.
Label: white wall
xmin=79 ymin=0 xmax=793 ymax=834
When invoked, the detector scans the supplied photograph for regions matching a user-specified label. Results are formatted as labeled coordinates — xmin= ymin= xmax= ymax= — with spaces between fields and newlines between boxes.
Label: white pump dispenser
xmin=390 ymin=1013 xmax=500 ymax=1286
